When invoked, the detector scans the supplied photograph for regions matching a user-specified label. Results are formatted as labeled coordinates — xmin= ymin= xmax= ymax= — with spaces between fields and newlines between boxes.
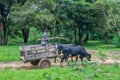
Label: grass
xmin=0 ymin=46 xmax=20 ymax=62
xmin=0 ymin=41 xmax=120 ymax=80
xmin=0 ymin=40 xmax=120 ymax=62
xmin=0 ymin=65 xmax=120 ymax=80
xmin=83 ymin=40 xmax=120 ymax=59
xmin=84 ymin=40 xmax=120 ymax=52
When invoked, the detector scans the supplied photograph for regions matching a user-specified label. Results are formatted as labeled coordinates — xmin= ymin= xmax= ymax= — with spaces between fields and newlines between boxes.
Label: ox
xmin=58 ymin=44 xmax=91 ymax=65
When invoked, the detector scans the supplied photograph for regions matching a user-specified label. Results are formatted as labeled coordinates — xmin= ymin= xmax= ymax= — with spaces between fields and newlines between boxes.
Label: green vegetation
xmin=0 ymin=0 xmax=120 ymax=46
xmin=0 ymin=65 xmax=120 ymax=80
xmin=0 ymin=46 xmax=19 ymax=62
xmin=0 ymin=41 xmax=120 ymax=62
xmin=84 ymin=40 xmax=120 ymax=51
xmin=0 ymin=0 xmax=120 ymax=79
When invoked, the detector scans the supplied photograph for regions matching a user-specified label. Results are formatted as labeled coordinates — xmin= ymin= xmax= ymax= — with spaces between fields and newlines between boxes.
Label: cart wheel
xmin=30 ymin=60 xmax=39 ymax=66
xmin=39 ymin=58 xmax=51 ymax=68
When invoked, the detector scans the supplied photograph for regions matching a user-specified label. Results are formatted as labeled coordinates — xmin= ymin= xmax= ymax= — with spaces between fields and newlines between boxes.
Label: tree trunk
xmin=104 ymin=31 xmax=108 ymax=44
xmin=78 ymin=33 xmax=83 ymax=45
xmin=52 ymin=21 xmax=56 ymax=43
xmin=0 ymin=22 xmax=3 ymax=45
xmin=57 ymin=26 xmax=60 ymax=44
xmin=78 ymin=26 xmax=83 ymax=45
xmin=84 ymin=34 xmax=89 ymax=43
xmin=22 ymin=28 xmax=29 ymax=43
xmin=74 ymin=21 xmax=77 ymax=44
xmin=3 ymin=21 xmax=8 ymax=45
xmin=0 ymin=35 xmax=1 ymax=45
xmin=118 ymin=30 xmax=120 ymax=36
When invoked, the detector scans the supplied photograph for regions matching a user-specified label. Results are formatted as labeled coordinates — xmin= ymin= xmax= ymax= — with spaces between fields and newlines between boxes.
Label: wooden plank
xmin=25 ymin=51 xmax=57 ymax=60
xmin=19 ymin=44 xmax=58 ymax=61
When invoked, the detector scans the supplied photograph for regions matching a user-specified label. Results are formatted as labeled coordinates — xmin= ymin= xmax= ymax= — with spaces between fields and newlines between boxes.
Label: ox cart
xmin=19 ymin=44 xmax=59 ymax=68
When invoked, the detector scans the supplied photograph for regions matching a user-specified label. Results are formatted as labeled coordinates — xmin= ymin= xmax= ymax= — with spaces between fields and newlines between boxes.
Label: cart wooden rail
xmin=19 ymin=43 xmax=59 ymax=68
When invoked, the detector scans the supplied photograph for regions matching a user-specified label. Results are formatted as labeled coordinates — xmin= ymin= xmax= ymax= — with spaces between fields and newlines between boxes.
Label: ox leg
xmin=80 ymin=56 xmax=83 ymax=61
xmin=76 ymin=56 xmax=78 ymax=62
xmin=60 ymin=62 xmax=63 ymax=67
xmin=60 ymin=56 xmax=64 ymax=67
xmin=71 ymin=56 xmax=75 ymax=66
xmin=60 ymin=54 xmax=69 ymax=67
xmin=73 ymin=56 xmax=78 ymax=65
xmin=54 ymin=57 xmax=57 ymax=63
xmin=80 ymin=56 xmax=84 ymax=66
xmin=71 ymin=56 xmax=74 ymax=62
xmin=65 ymin=58 xmax=70 ymax=66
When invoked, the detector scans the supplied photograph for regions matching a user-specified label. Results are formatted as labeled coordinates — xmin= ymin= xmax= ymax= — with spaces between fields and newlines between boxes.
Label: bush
xmin=28 ymin=28 xmax=43 ymax=44
xmin=7 ymin=28 xmax=43 ymax=45
xmin=110 ymin=34 xmax=120 ymax=48
xmin=97 ymin=47 xmax=107 ymax=62
xmin=90 ymin=32 xmax=104 ymax=40
xmin=7 ymin=36 xmax=23 ymax=45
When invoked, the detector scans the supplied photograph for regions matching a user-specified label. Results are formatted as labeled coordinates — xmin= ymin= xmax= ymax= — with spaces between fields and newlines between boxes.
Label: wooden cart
xmin=19 ymin=43 xmax=59 ymax=68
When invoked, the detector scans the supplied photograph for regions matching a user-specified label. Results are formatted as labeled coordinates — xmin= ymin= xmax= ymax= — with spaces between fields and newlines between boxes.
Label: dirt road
xmin=0 ymin=50 xmax=120 ymax=70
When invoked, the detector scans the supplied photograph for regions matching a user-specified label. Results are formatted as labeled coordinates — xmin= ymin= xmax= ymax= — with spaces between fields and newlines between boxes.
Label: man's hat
xmin=45 ymin=29 xmax=48 ymax=32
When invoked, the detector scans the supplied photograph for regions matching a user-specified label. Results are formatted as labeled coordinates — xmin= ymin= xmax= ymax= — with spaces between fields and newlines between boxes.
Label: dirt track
xmin=0 ymin=59 xmax=65 ymax=70
xmin=0 ymin=58 xmax=120 ymax=70
xmin=0 ymin=50 xmax=120 ymax=70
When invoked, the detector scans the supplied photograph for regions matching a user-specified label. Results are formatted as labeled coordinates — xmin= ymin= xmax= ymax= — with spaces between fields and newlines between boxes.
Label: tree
xmin=106 ymin=1 xmax=120 ymax=37
xmin=0 ymin=0 xmax=27 ymax=44
xmin=0 ymin=22 xmax=3 ymax=45
xmin=67 ymin=0 xmax=103 ymax=44
xmin=94 ymin=0 xmax=120 ymax=43
xmin=10 ymin=0 xmax=57 ymax=43
xmin=10 ymin=1 xmax=37 ymax=43
xmin=4 ymin=0 xmax=120 ymax=45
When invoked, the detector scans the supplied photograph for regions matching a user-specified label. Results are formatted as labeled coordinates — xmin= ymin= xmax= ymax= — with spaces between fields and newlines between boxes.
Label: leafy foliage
xmin=110 ymin=34 xmax=120 ymax=47
xmin=0 ymin=65 xmax=120 ymax=80
xmin=97 ymin=47 xmax=107 ymax=61
xmin=0 ymin=0 xmax=120 ymax=45
xmin=28 ymin=28 xmax=43 ymax=44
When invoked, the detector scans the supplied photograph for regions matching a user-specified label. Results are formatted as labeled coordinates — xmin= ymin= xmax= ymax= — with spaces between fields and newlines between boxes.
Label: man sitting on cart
xmin=41 ymin=29 xmax=49 ymax=46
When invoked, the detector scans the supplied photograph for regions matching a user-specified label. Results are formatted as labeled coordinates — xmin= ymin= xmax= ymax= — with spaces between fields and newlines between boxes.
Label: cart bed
xmin=20 ymin=44 xmax=58 ymax=62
